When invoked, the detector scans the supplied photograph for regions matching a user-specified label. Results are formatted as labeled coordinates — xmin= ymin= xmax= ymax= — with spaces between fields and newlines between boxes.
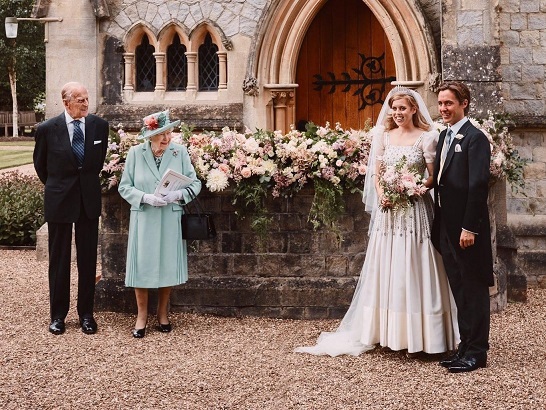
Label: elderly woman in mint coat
xmin=118 ymin=110 xmax=201 ymax=338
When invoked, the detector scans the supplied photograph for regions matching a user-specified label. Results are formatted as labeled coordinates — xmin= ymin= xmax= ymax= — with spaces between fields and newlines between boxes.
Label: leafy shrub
xmin=0 ymin=171 xmax=44 ymax=246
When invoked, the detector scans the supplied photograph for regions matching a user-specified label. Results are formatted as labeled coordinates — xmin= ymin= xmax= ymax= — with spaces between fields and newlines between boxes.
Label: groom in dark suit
xmin=431 ymin=81 xmax=493 ymax=373
xmin=33 ymin=82 xmax=109 ymax=335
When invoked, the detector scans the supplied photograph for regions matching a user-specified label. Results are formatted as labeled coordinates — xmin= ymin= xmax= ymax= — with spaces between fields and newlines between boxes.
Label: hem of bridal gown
xmin=294 ymin=329 xmax=458 ymax=358
xmin=294 ymin=343 xmax=454 ymax=358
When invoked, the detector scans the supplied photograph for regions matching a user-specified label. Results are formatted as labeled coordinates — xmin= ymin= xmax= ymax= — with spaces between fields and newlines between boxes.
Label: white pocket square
xmin=94 ymin=140 xmax=102 ymax=145
xmin=454 ymin=144 xmax=462 ymax=152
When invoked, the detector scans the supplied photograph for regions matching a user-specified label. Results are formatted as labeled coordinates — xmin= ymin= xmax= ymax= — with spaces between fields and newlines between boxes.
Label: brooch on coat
xmin=172 ymin=150 xmax=179 ymax=158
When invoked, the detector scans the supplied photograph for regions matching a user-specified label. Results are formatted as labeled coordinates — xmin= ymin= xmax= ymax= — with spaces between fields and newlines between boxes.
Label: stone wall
xmin=497 ymin=0 xmax=546 ymax=289
xmin=97 ymin=188 xmax=369 ymax=318
xmin=96 ymin=184 xmax=512 ymax=317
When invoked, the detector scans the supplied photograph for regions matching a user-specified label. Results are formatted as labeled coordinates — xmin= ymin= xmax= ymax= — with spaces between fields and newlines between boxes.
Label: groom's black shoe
xmin=448 ymin=354 xmax=487 ymax=373
xmin=439 ymin=344 xmax=465 ymax=368
xmin=48 ymin=319 xmax=65 ymax=335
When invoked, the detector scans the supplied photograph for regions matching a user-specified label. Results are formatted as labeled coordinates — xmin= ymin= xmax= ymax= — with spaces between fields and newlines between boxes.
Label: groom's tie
xmin=72 ymin=120 xmax=85 ymax=168
xmin=442 ymin=128 xmax=453 ymax=162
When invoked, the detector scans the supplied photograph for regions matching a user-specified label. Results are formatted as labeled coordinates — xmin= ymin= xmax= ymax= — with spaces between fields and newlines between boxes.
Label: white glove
xmin=162 ymin=190 xmax=184 ymax=204
xmin=142 ymin=194 xmax=167 ymax=207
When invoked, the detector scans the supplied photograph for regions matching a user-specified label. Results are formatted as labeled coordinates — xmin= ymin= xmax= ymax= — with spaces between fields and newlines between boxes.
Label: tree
xmin=0 ymin=0 xmax=45 ymax=137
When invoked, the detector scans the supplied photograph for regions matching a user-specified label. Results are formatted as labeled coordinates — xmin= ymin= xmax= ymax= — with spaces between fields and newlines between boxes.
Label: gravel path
xmin=0 ymin=249 xmax=544 ymax=409
xmin=0 ymin=163 xmax=36 ymax=176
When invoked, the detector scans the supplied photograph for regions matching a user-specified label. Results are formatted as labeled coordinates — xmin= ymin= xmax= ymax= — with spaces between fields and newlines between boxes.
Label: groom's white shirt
xmin=438 ymin=116 xmax=468 ymax=180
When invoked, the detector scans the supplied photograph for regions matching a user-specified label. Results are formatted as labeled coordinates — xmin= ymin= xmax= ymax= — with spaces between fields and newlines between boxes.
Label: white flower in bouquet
xmin=206 ymin=168 xmax=230 ymax=192
xmin=262 ymin=160 xmax=277 ymax=175
xmin=244 ymin=137 xmax=260 ymax=154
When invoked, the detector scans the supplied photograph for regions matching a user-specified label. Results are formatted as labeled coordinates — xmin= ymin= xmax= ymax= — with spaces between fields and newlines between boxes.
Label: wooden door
xmin=296 ymin=0 xmax=396 ymax=130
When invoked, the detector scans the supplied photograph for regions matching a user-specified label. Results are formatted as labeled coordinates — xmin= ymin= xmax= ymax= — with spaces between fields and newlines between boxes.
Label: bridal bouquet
xmin=378 ymin=156 xmax=428 ymax=212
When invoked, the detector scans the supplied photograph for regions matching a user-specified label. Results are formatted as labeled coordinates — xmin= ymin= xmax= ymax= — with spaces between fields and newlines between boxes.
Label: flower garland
xmin=100 ymin=113 xmax=526 ymax=236
xmin=100 ymin=124 xmax=140 ymax=192
xmin=179 ymin=122 xmax=371 ymax=237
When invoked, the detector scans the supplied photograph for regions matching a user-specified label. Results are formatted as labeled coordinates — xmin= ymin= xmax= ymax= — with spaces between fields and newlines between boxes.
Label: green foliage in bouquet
xmin=232 ymin=175 xmax=273 ymax=241
xmin=0 ymin=171 xmax=44 ymax=246
xmin=475 ymin=112 xmax=527 ymax=193
xmin=308 ymin=179 xmax=345 ymax=241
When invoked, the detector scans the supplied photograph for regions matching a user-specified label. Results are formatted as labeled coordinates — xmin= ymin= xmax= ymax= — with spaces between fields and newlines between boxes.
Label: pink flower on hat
xmin=144 ymin=116 xmax=159 ymax=130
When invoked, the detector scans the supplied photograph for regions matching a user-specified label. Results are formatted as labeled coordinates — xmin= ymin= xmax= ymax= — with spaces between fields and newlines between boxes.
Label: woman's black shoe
xmin=156 ymin=322 xmax=172 ymax=333
xmin=132 ymin=328 xmax=146 ymax=338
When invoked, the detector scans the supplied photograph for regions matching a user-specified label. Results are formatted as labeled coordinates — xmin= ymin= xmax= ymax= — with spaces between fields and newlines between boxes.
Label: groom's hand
xmin=459 ymin=230 xmax=475 ymax=249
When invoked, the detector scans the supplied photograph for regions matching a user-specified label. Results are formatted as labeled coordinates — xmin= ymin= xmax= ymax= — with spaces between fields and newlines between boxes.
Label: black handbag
xmin=181 ymin=187 xmax=217 ymax=240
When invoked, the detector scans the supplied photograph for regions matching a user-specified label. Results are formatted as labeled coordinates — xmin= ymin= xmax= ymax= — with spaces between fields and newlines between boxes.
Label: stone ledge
xmin=96 ymin=276 xmax=358 ymax=319
xmin=508 ymin=214 xmax=546 ymax=236
xmin=96 ymin=103 xmax=244 ymax=131
xmin=511 ymin=115 xmax=546 ymax=129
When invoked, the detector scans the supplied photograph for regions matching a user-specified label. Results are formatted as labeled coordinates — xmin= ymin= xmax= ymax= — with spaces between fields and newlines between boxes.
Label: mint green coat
xmin=118 ymin=141 xmax=202 ymax=288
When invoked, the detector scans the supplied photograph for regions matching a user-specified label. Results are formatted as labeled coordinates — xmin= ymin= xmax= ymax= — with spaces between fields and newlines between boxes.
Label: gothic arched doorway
xmin=295 ymin=0 xmax=396 ymax=129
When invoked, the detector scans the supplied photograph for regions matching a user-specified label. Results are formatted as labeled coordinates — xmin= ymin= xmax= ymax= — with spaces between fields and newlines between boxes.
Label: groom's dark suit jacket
xmin=431 ymin=120 xmax=494 ymax=286
xmin=33 ymin=113 xmax=109 ymax=223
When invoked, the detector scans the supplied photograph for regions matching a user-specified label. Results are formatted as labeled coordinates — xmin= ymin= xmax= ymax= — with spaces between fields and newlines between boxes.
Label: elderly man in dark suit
xmin=431 ymin=81 xmax=493 ymax=373
xmin=33 ymin=82 xmax=109 ymax=335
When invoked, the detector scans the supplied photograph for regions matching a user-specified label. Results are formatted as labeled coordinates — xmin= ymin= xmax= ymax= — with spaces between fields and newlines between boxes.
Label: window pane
xmin=167 ymin=34 xmax=188 ymax=91
xmin=198 ymin=33 xmax=219 ymax=91
xmin=136 ymin=35 xmax=156 ymax=92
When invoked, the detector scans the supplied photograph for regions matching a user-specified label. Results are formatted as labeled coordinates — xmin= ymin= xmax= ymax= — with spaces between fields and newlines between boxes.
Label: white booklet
xmin=154 ymin=168 xmax=193 ymax=197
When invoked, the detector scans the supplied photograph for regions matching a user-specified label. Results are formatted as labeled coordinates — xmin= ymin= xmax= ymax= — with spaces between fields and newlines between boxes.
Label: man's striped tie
xmin=72 ymin=120 xmax=85 ymax=167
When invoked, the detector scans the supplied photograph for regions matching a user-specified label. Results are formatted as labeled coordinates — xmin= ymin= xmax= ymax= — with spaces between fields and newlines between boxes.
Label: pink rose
xmin=241 ymin=167 xmax=252 ymax=178
xmin=218 ymin=163 xmax=230 ymax=173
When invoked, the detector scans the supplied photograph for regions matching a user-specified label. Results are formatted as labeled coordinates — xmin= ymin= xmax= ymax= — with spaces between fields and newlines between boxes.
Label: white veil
xmin=362 ymin=86 xmax=436 ymax=234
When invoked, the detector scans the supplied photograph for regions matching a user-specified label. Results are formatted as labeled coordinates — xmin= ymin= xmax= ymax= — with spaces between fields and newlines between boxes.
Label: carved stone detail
xmin=242 ymin=75 xmax=259 ymax=96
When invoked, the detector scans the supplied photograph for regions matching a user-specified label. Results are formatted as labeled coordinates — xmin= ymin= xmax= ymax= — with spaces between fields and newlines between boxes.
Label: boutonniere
xmin=454 ymin=144 xmax=462 ymax=152
xmin=172 ymin=150 xmax=179 ymax=158
xmin=454 ymin=133 xmax=464 ymax=140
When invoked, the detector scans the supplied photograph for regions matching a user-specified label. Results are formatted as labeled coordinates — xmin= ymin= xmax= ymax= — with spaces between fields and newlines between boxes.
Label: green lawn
xmin=0 ymin=141 xmax=35 ymax=147
xmin=0 ymin=151 xmax=34 ymax=170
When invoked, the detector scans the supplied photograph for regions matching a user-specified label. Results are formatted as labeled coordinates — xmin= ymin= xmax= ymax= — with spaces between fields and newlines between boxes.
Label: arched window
xmin=167 ymin=34 xmax=188 ymax=91
xmin=135 ymin=35 xmax=156 ymax=91
xmin=198 ymin=33 xmax=219 ymax=91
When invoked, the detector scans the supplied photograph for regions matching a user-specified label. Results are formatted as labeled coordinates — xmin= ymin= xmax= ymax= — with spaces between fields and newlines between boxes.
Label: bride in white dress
xmin=295 ymin=87 xmax=459 ymax=357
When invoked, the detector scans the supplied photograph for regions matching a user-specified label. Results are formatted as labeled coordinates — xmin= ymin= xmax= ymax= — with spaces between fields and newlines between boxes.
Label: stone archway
xmin=251 ymin=0 xmax=439 ymax=132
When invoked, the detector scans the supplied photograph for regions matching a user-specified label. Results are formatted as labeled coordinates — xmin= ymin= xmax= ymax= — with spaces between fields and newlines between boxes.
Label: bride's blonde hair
xmin=384 ymin=92 xmax=431 ymax=131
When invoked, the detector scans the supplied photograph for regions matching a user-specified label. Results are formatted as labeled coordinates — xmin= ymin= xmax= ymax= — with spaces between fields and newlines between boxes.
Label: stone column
xmin=153 ymin=52 xmax=166 ymax=91
xmin=264 ymin=85 xmax=298 ymax=134
xmin=122 ymin=53 xmax=134 ymax=91
xmin=185 ymin=52 xmax=198 ymax=99
xmin=217 ymin=51 xmax=227 ymax=90
xmin=122 ymin=53 xmax=135 ymax=101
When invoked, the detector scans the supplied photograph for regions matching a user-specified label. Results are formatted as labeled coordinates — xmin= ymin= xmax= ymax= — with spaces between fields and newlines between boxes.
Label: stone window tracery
xmin=198 ymin=33 xmax=219 ymax=91
xmin=123 ymin=24 xmax=228 ymax=100
xmin=135 ymin=35 xmax=156 ymax=92
xmin=167 ymin=34 xmax=188 ymax=91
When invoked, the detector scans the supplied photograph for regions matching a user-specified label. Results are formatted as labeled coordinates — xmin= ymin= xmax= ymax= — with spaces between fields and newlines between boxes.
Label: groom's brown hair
xmin=438 ymin=81 xmax=471 ymax=115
